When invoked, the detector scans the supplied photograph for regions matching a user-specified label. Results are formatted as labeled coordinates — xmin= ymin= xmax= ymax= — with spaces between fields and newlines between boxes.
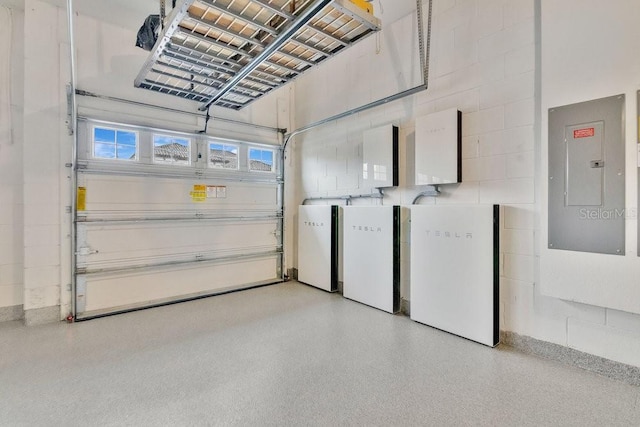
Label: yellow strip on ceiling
xmin=349 ymin=0 xmax=374 ymax=14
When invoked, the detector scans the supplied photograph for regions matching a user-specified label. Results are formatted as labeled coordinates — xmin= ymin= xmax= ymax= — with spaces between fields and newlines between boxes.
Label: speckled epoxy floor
xmin=1 ymin=281 xmax=639 ymax=426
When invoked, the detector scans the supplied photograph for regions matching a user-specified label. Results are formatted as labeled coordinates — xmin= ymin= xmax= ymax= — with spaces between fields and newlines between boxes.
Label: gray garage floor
xmin=1 ymin=281 xmax=639 ymax=426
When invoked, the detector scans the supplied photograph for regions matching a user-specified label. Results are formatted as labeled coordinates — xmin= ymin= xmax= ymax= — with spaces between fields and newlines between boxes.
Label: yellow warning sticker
xmin=191 ymin=184 xmax=207 ymax=202
xmin=77 ymin=187 xmax=86 ymax=211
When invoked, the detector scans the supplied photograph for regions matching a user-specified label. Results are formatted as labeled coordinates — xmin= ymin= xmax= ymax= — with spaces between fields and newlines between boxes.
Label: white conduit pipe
xmin=282 ymin=0 xmax=432 ymax=149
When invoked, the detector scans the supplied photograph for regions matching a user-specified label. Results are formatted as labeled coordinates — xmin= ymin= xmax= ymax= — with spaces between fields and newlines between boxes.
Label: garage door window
xmin=93 ymin=127 xmax=138 ymax=160
xmin=209 ymin=142 xmax=238 ymax=170
xmin=153 ymin=135 xmax=191 ymax=165
xmin=248 ymin=148 xmax=274 ymax=173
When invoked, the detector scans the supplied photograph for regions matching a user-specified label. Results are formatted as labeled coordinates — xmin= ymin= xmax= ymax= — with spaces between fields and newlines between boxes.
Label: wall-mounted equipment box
xmin=297 ymin=205 xmax=339 ymax=292
xmin=415 ymin=108 xmax=462 ymax=185
xmin=410 ymin=205 xmax=499 ymax=347
xmin=362 ymin=125 xmax=399 ymax=188
xmin=548 ymin=94 xmax=625 ymax=255
xmin=343 ymin=206 xmax=400 ymax=313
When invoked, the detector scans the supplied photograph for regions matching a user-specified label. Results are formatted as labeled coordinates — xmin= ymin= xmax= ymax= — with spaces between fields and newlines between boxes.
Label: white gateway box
xmin=362 ymin=124 xmax=399 ymax=188
xmin=343 ymin=206 xmax=400 ymax=313
xmin=415 ymin=108 xmax=461 ymax=185
xmin=410 ymin=205 xmax=499 ymax=347
xmin=298 ymin=205 xmax=339 ymax=292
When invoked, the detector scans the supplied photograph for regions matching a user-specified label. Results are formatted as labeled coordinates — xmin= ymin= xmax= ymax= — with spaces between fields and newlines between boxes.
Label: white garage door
xmin=74 ymin=118 xmax=283 ymax=319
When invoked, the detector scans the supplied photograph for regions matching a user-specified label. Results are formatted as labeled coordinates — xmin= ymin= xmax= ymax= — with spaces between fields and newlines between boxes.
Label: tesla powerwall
xmin=298 ymin=205 xmax=339 ymax=292
xmin=410 ymin=205 xmax=499 ymax=347
xmin=343 ymin=206 xmax=400 ymax=313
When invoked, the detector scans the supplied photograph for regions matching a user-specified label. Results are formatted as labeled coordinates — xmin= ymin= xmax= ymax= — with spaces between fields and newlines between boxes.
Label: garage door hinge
xmin=76 ymin=267 xmax=87 ymax=274
xmin=195 ymin=254 xmax=204 ymax=261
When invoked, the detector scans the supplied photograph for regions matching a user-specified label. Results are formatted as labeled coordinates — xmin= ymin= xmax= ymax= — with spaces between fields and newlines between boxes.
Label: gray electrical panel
xmin=548 ymin=94 xmax=625 ymax=255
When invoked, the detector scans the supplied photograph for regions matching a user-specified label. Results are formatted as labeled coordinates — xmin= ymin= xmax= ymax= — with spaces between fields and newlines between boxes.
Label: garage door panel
xmin=77 ymin=221 xmax=279 ymax=271
xmin=78 ymin=256 xmax=279 ymax=315
xmin=80 ymin=175 xmax=278 ymax=213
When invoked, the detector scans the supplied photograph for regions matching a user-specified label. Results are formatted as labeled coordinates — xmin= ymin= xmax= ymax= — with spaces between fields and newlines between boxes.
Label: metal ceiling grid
xmin=134 ymin=0 xmax=381 ymax=110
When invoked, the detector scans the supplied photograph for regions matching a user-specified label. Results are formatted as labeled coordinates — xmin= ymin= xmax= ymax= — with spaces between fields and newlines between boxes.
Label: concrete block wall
xmin=537 ymin=0 xmax=640 ymax=367
xmin=0 ymin=2 xmax=24 ymax=321
xmin=289 ymin=0 xmax=536 ymax=308
xmin=288 ymin=0 xmax=640 ymax=368
xmin=21 ymin=0 xmax=65 ymax=324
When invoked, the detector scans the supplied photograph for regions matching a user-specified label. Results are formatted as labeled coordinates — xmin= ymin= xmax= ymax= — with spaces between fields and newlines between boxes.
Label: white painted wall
xmin=22 ymin=0 xmax=67 ymax=323
xmin=288 ymin=0 xmax=640 ymax=368
xmin=539 ymin=0 xmax=640 ymax=367
xmin=0 ymin=2 xmax=24 ymax=316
